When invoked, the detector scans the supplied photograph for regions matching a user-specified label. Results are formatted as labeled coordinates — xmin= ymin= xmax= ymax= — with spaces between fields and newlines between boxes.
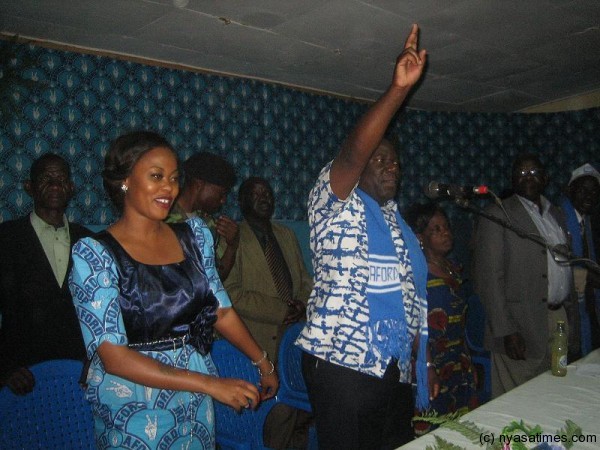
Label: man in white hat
xmin=559 ymin=162 xmax=600 ymax=355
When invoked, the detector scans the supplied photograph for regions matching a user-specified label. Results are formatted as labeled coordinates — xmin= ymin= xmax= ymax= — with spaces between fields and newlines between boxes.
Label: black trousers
xmin=302 ymin=352 xmax=414 ymax=450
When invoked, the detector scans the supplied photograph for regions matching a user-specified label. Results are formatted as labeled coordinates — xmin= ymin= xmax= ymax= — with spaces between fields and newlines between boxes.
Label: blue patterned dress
xmin=69 ymin=218 xmax=231 ymax=449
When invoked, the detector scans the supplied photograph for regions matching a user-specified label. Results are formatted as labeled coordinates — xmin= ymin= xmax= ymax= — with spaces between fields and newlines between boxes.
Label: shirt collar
xmin=30 ymin=212 xmax=70 ymax=241
xmin=517 ymin=194 xmax=551 ymax=215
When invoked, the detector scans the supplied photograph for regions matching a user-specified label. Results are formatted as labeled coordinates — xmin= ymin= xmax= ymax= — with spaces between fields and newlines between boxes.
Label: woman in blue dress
xmin=69 ymin=131 xmax=278 ymax=449
xmin=405 ymin=203 xmax=478 ymax=434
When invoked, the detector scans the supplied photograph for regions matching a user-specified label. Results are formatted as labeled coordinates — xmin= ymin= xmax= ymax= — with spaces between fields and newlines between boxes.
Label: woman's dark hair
xmin=404 ymin=202 xmax=448 ymax=235
xmin=102 ymin=131 xmax=175 ymax=211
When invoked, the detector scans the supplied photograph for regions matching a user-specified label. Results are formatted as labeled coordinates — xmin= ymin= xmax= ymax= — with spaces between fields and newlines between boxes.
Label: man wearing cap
xmin=472 ymin=153 xmax=579 ymax=398
xmin=167 ymin=152 xmax=239 ymax=281
xmin=559 ymin=163 xmax=600 ymax=355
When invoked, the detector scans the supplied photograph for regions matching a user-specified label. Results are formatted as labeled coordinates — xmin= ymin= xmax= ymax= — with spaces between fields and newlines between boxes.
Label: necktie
xmin=263 ymin=233 xmax=293 ymax=305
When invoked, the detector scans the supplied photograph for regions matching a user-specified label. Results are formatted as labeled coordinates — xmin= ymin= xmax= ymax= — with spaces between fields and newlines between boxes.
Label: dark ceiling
xmin=1 ymin=0 xmax=599 ymax=112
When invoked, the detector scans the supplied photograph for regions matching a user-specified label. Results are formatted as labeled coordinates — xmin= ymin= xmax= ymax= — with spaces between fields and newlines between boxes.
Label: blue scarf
xmin=357 ymin=189 xmax=430 ymax=410
xmin=560 ymin=195 xmax=599 ymax=356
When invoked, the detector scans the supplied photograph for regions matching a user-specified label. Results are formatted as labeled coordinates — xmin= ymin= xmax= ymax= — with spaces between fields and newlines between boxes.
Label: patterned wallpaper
xmin=1 ymin=40 xmax=599 ymax=230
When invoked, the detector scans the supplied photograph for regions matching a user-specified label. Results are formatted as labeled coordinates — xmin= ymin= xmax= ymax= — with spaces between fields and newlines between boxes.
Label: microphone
xmin=425 ymin=181 xmax=489 ymax=199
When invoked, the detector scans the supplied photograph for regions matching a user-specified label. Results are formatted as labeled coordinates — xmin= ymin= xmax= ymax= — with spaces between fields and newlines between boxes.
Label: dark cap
xmin=183 ymin=152 xmax=236 ymax=189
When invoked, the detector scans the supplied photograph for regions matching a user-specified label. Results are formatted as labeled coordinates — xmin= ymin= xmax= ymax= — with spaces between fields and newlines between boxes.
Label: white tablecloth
xmin=400 ymin=349 xmax=600 ymax=449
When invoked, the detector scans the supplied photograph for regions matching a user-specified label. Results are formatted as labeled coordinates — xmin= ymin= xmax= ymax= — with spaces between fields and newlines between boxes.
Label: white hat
xmin=568 ymin=163 xmax=600 ymax=185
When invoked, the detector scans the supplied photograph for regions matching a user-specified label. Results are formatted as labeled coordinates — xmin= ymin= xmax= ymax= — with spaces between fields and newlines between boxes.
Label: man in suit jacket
xmin=472 ymin=153 xmax=579 ymax=398
xmin=224 ymin=176 xmax=312 ymax=360
xmin=224 ymin=176 xmax=313 ymax=449
xmin=0 ymin=153 xmax=91 ymax=395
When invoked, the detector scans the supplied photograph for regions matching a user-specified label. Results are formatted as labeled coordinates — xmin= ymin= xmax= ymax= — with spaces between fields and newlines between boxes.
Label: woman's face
xmin=419 ymin=211 xmax=453 ymax=258
xmin=122 ymin=146 xmax=179 ymax=221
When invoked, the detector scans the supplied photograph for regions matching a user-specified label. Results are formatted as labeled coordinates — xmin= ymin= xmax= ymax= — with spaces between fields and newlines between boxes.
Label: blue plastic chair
xmin=276 ymin=321 xmax=312 ymax=412
xmin=0 ymin=359 xmax=95 ymax=449
xmin=211 ymin=339 xmax=277 ymax=450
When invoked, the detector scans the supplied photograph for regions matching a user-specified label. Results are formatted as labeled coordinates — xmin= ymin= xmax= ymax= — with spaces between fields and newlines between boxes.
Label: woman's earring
xmin=419 ymin=240 xmax=424 ymax=250
xmin=121 ymin=184 xmax=128 ymax=193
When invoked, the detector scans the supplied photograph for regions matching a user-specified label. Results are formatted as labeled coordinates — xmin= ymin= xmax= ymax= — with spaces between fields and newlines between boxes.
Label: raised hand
xmin=392 ymin=24 xmax=427 ymax=89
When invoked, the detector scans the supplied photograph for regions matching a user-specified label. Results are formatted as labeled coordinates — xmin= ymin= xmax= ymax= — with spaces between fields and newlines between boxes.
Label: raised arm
xmin=330 ymin=24 xmax=426 ymax=200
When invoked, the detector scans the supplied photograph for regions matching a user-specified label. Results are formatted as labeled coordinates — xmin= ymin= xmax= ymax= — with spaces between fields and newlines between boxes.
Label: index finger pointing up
xmin=404 ymin=23 xmax=419 ymax=50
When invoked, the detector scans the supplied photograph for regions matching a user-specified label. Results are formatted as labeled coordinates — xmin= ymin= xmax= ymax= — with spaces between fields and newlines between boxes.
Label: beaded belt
xmin=128 ymin=334 xmax=189 ymax=352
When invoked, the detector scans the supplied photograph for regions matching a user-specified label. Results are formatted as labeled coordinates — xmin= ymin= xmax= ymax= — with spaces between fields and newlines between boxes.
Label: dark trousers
xmin=302 ymin=352 xmax=414 ymax=450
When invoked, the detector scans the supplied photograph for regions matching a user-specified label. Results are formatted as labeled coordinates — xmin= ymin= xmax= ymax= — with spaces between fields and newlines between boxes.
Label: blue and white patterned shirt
xmin=295 ymin=162 xmax=428 ymax=381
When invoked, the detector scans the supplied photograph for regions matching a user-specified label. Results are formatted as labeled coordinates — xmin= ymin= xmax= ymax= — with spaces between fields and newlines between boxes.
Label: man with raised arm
xmin=296 ymin=24 xmax=439 ymax=449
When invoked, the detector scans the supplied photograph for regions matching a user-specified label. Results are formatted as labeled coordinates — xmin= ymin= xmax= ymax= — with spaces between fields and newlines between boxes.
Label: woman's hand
xmin=428 ymin=366 xmax=441 ymax=401
xmin=258 ymin=369 xmax=279 ymax=401
xmin=206 ymin=376 xmax=261 ymax=413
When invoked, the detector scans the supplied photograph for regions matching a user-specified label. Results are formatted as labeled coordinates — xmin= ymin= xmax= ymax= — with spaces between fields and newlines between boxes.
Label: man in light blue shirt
xmin=0 ymin=153 xmax=91 ymax=395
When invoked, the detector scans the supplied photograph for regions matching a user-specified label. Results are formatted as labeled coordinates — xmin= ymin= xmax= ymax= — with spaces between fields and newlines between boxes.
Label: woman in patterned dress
xmin=405 ymin=203 xmax=478 ymax=434
xmin=69 ymin=131 xmax=278 ymax=449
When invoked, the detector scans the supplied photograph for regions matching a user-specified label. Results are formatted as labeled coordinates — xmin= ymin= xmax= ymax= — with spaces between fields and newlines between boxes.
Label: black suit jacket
xmin=0 ymin=215 xmax=92 ymax=378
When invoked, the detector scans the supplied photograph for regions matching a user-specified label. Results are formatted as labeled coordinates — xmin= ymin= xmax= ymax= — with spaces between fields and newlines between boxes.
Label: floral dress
xmin=69 ymin=218 xmax=230 ymax=449
xmin=414 ymin=268 xmax=478 ymax=435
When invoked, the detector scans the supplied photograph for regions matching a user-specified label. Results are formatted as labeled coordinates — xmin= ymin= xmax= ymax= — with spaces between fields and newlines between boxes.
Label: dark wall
xmin=1 ymin=41 xmax=599 ymax=234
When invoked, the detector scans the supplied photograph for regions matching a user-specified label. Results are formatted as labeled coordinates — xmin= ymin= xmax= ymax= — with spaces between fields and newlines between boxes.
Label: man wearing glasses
xmin=472 ymin=153 xmax=579 ymax=398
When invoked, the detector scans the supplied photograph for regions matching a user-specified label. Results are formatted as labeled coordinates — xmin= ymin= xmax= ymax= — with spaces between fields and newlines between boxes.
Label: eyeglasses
xmin=371 ymin=156 xmax=400 ymax=168
xmin=517 ymin=167 xmax=544 ymax=177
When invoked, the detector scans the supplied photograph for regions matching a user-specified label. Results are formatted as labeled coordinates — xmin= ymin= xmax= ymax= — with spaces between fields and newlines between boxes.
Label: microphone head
xmin=424 ymin=181 xmax=442 ymax=199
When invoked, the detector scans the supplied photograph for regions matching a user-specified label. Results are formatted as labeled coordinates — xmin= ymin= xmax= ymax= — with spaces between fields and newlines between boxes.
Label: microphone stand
xmin=453 ymin=196 xmax=600 ymax=276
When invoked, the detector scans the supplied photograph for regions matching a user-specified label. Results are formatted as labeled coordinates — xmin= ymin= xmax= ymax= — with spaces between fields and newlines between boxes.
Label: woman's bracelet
xmin=251 ymin=350 xmax=268 ymax=367
xmin=258 ymin=359 xmax=276 ymax=378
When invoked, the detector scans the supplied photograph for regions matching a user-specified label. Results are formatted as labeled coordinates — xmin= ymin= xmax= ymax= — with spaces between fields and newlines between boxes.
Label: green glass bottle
xmin=551 ymin=320 xmax=568 ymax=377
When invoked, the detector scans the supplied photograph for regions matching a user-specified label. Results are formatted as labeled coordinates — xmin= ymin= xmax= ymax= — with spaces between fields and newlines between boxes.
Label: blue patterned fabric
xmin=296 ymin=162 xmax=428 ymax=387
xmin=1 ymin=41 xmax=600 ymax=232
xmin=560 ymin=195 xmax=600 ymax=356
xmin=68 ymin=218 xmax=230 ymax=449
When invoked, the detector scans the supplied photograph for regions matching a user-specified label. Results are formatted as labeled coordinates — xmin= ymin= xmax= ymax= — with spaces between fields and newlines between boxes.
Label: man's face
xmin=569 ymin=176 xmax=600 ymax=215
xmin=512 ymin=158 xmax=547 ymax=202
xmin=26 ymin=157 xmax=74 ymax=213
xmin=194 ymin=180 xmax=229 ymax=214
xmin=243 ymin=180 xmax=275 ymax=222
xmin=358 ymin=141 xmax=401 ymax=205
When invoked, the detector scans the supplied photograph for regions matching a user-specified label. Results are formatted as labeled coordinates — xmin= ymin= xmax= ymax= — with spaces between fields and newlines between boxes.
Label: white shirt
xmin=518 ymin=195 xmax=572 ymax=305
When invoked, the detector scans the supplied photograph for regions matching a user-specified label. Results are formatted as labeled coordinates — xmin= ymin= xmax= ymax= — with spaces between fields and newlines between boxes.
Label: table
xmin=400 ymin=349 xmax=600 ymax=449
